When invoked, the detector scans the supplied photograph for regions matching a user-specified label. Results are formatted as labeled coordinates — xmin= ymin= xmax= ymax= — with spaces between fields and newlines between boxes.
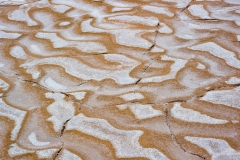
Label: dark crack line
xmin=165 ymin=100 xmax=187 ymax=104
xmin=53 ymin=147 xmax=63 ymax=160
xmin=164 ymin=109 xmax=206 ymax=160
xmin=207 ymin=83 xmax=240 ymax=91
xmin=76 ymin=81 xmax=87 ymax=86
xmin=60 ymin=118 xmax=71 ymax=137
xmin=181 ymin=4 xmax=190 ymax=12
xmin=143 ymin=59 xmax=155 ymax=73
xmin=195 ymin=18 xmax=218 ymax=21
xmin=143 ymin=23 xmax=159 ymax=55
xmin=135 ymin=78 xmax=142 ymax=84
xmin=116 ymin=101 xmax=155 ymax=106
xmin=22 ymin=79 xmax=49 ymax=90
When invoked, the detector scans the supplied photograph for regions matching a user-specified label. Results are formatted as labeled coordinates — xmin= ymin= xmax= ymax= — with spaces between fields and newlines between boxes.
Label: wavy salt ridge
xmin=8 ymin=143 xmax=58 ymax=158
xmin=108 ymin=15 xmax=159 ymax=26
xmin=36 ymin=149 xmax=58 ymax=159
xmin=44 ymin=77 xmax=67 ymax=90
xmin=0 ymin=31 xmax=21 ymax=39
xmin=35 ymin=32 xmax=107 ymax=53
xmin=117 ymin=104 xmax=163 ymax=119
xmin=141 ymin=5 xmax=174 ymax=17
xmin=28 ymin=132 xmax=50 ymax=147
xmin=0 ymin=79 xmax=9 ymax=90
xmin=0 ymin=98 xmax=26 ymax=140
xmin=66 ymin=114 xmax=169 ymax=159
xmin=8 ymin=9 xmax=37 ymax=26
xmin=171 ymin=103 xmax=228 ymax=124
xmin=119 ymin=92 xmax=144 ymax=101
xmin=8 ymin=143 xmax=34 ymax=157
xmin=159 ymin=23 xmax=173 ymax=34
xmin=189 ymin=42 xmax=240 ymax=69
xmin=201 ymin=87 xmax=240 ymax=109
xmin=10 ymin=46 xmax=27 ymax=59
xmin=46 ymin=92 xmax=75 ymax=132
xmin=141 ymin=55 xmax=187 ymax=83
xmin=225 ymin=77 xmax=240 ymax=84
xmin=188 ymin=5 xmax=211 ymax=19
xmin=185 ymin=136 xmax=240 ymax=159
xmin=81 ymin=19 xmax=154 ymax=49
xmin=20 ymin=55 xmax=139 ymax=85
xmin=162 ymin=0 xmax=191 ymax=8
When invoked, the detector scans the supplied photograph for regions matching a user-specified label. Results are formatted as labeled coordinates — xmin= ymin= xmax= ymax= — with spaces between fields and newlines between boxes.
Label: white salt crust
xmin=119 ymin=92 xmax=144 ymax=101
xmin=196 ymin=62 xmax=206 ymax=69
xmin=66 ymin=114 xmax=169 ymax=159
xmin=8 ymin=143 xmax=58 ymax=158
xmin=59 ymin=150 xmax=82 ymax=160
xmin=171 ymin=103 xmax=228 ymax=124
xmin=141 ymin=55 xmax=187 ymax=83
xmin=10 ymin=46 xmax=27 ymax=59
xmin=36 ymin=149 xmax=58 ymax=159
xmin=0 ymin=31 xmax=21 ymax=39
xmin=59 ymin=21 xmax=71 ymax=26
xmin=20 ymin=54 xmax=140 ymax=85
xmin=112 ymin=7 xmax=132 ymax=12
xmin=185 ymin=137 xmax=240 ymax=160
xmin=116 ymin=104 xmax=163 ymax=119
xmin=69 ymin=92 xmax=86 ymax=100
xmin=44 ymin=77 xmax=67 ymax=90
xmin=104 ymin=0 xmax=137 ymax=7
xmin=159 ymin=23 xmax=173 ymax=34
xmin=201 ymin=86 xmax=240 ymax=109
xmin=52 ymin=5 xmax=71 ymax=13
xmin=45 ymin=92 xmax=75 ymax=132
xmin=35 ymin=32 xmax=107 ymax=53
xmin=81 ymin=19 xmax=154 ymax=49
xmin=0 ymin=79 xmax=9 ymax=90
xmin=189 ymin=42 xmax=240 ymax=69
xmin=225 ymin=77 xmax=240 ymax=84
xmin=151 ymin=46 xmax=165 ymax=52
xmin=8 ymin=9 xmax=37 ymax=26
xmin=0 ymin=98 xmax=26 ymax=140
xmin=188 ymin=5 xmax=211 ymax=19
xmin=108 ymin=15 xmax=159 ymax=27
xmin=8 ymin=143 xmax=34 ymax=157
xmin=28 ymin=132 xmax=50 ymax=147
xmin=162 ymin=0 xmax=191 ymax=8
xmin=141 ymin=5 xmax=174 ymax=17
xmin=0 ymin=62 xmax=4 ymax=68
xmin=237 ymin=35 xmax=240 ymax=41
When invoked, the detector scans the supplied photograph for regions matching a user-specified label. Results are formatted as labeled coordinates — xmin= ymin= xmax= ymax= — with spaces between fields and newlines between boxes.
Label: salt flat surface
xmin=0 ymin=0 xmax=240 ymax=159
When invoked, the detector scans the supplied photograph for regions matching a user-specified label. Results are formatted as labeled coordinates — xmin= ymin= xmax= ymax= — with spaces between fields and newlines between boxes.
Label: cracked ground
xmin=0 ymin=0 xmax=240 ymax=159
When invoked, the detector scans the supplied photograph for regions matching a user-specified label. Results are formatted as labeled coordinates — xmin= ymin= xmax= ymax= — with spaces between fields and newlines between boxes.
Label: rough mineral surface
xmin=0 ymin=0 xmax=240 ymax=159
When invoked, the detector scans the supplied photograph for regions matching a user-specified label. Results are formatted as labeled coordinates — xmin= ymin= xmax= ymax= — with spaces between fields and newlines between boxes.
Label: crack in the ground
xmin=181 ymin=4 xmax=190 ymax=12
xmin=165 ymin=99 xmax=187 ymax=104
xmin=164 ymin=108 xmax=206 ymax=160
xmin=116 ymin=101 xmax=155 ymax=106
xmin=135 ymin=78 xmax=142 ymax=84
xmin=22 ymin=79 xmax=48 ymax=89
xmin=206 ymin=83 xmax=240 ymax=91
xmin=76 ymin=81 xmax=87 ymax=86
xmin=53 ymin=147 xmax=63 ymax=160
xmin=60 ymin=118 xmax=71 ymax=137
xmin=195 ymin=18 xmax=218 ymax=21
xmin=181 ymin=0 xmax=194 ymax=12
xmin=143 ymin=22 xmax=159 ymax=55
